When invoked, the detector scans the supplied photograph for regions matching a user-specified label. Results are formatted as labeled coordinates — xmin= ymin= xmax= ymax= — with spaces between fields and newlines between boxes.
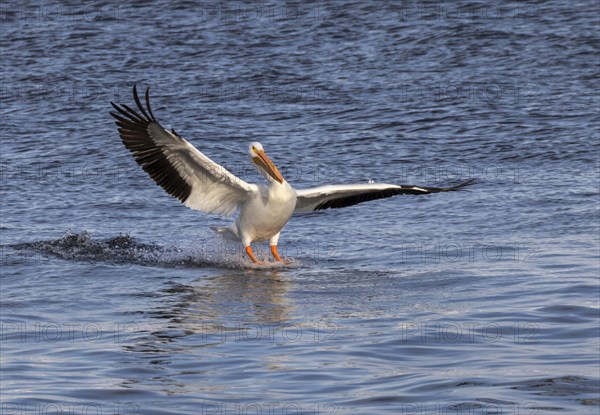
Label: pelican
xmin=110 ymin=86 xmax=474 ymax=264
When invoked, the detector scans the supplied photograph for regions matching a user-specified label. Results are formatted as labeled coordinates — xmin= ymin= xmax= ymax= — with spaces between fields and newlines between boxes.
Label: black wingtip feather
xmin=452 ymin=178 xmax=477 ymax=189
xmin=109 ymin=85 xmax=193 ymax=204
xmin=145 ymin=87 xmax=157 ymax=122
xmin=132 ymin=86 xmax=151 ymax=121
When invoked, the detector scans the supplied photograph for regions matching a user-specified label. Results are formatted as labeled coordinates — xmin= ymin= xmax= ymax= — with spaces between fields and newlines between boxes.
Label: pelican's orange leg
xmin=245 ymin=245 xmax=259 ymax=264
xmin=270 ymin=245 xmax=283 ymax=262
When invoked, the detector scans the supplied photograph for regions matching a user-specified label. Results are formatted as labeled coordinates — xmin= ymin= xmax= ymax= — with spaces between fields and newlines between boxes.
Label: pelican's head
xmin=249 ymin=142 xmax=284 ymax=184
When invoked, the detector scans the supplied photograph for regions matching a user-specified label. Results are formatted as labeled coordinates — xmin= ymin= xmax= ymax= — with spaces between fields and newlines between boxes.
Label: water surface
xmin=1 ymin=1 xmax=599 ymax=414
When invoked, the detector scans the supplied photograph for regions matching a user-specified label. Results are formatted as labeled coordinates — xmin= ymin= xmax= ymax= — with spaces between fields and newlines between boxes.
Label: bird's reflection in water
xmin=176 ymin=268 xmax=292 ymax=323
xmin=120 ymin=269 xmax=294 ymax=394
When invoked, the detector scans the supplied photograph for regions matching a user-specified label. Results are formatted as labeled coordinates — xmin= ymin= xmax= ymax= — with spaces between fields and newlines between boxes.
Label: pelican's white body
xmin=229 ymin=180 xmax=297 ymax=246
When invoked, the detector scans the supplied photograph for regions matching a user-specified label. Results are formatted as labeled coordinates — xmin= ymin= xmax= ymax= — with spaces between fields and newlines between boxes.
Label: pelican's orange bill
xmin=253 ymin=149 xmax=284 ymax=183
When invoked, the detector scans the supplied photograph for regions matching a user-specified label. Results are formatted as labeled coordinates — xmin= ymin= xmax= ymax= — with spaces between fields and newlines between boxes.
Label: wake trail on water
xmin=5 ymin=230 xmax=301 ymax=270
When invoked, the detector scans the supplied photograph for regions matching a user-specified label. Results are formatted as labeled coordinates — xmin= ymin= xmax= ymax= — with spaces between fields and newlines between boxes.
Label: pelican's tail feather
xmin=211 ymin=226 xmax=240 ymax=241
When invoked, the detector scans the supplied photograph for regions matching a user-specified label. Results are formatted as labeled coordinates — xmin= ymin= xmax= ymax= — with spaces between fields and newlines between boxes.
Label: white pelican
xmin=110 ymin=86 xmax=474 ymax=263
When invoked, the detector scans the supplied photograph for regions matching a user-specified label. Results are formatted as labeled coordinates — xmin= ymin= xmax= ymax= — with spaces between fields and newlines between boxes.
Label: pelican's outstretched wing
xmin=110 ymin=85 xmax=255 ymax=216
xmin=294 ymin=180 xmax=475 ymax=212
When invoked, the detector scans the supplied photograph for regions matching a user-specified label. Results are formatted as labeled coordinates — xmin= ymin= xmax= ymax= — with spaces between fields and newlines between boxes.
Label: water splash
xmin=6 ymin=230 xmax=301 ymax=269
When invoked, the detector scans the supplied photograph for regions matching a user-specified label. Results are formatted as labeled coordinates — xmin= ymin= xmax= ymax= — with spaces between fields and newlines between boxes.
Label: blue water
xmin=1 ymin=1 xmax=599 ymax=414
